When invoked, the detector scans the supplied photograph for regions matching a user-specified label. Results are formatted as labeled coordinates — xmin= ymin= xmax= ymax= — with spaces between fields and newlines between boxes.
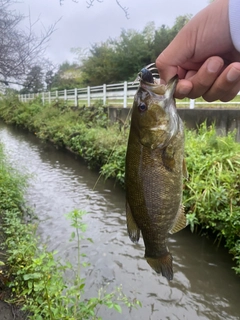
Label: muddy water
xmin=0 ymin=122 xmax=239 ymax=320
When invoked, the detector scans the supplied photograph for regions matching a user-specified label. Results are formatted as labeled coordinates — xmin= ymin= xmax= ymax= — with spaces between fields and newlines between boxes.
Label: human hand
xmin=156 ymin=0 xmax=240 ymax=102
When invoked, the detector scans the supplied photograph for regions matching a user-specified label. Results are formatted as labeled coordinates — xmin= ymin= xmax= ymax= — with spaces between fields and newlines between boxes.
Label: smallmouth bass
xmin=125 ymin=68 xmax=188 ymax=281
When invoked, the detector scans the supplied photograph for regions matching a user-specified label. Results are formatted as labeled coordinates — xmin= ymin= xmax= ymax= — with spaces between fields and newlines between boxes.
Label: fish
xmin=125 ymin=66 xmax=188 ymax=281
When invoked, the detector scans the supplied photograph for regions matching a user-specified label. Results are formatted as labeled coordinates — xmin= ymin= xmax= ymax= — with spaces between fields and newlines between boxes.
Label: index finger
xmin=155 ymin=27 xmax=198 ymax=82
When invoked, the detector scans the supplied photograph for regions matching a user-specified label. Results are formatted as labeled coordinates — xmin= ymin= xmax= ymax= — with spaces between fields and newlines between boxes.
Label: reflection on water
xmin=0 ymin=122 xmax=239 ymax=320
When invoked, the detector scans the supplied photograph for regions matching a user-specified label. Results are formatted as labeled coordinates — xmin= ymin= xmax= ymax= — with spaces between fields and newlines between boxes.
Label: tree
xmin=79 ymin=25 xmax=154 ymax=86
xmin=20 ymin=66 xmax=44 ymax=93
xmin=0 ymin=0 xmax=56 ymax=87
xmin=51 ymin=62 xmax=83 ymax=90
xmin=152 ymin=25 xmax=171 ymax=61
xmin=45 ymin=70 xmax=54 ymax=91
xmin=112 ymin=28 xmax=153 ymax=81
xmin=71 ymin=15 xmax=193 ymax=87
xmin=80 ymin=43 xmax=118 ymax=86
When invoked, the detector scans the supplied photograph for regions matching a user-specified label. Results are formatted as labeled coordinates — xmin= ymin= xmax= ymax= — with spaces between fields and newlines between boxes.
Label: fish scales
xmin=125 ymin=68 xmax=187 ymax=281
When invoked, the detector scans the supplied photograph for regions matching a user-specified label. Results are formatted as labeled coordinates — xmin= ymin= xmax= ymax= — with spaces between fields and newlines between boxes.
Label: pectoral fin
xmin=182 ymin=158 xmax=188 ymax=179
xmin=169 ymin=205 xmax=186 ymax=234
xmin=162 ymin=145 xmax=175 ymax=171
xmin=126 ymin=201 xmax=140 ymax=243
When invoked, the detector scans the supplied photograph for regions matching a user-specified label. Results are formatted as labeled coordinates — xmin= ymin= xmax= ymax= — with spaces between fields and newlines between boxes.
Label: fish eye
xmin=138 ymin=102 xmax=147 ymax=112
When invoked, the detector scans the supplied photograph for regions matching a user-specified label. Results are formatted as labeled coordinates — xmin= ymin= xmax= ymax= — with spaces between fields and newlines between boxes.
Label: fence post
xmin=87 ymin=86 xmax=90 ymax=107
xmin=123 ymin=81 xmax=127 ymax=108
xmin=190 ymin=99 xmax=195 ymax=109
xmin=64 ymin=89 xmax=67 ymax=102
xmin=55 ymin=90 xmax=58 ymax=102
xmin=74 ymin=88 xmax=78 ymax=107
xmin=42 ymin=92 xmax=45 ymax=105
xmin=48 ymin=91 xmax=51 ymax=105
xmin=103 ymin=84 xmax=106 ymax=105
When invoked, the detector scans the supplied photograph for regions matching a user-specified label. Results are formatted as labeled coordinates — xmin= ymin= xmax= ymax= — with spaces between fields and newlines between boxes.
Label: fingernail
xmin=227 ymin=67 xmax=240 ymax=82
xmin=207 ymin=59 xmax=222 ymax=73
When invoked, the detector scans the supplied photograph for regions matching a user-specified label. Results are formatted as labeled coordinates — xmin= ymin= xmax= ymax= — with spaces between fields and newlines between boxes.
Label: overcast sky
xmin=13 ymin=0 xmax=208 ymax=65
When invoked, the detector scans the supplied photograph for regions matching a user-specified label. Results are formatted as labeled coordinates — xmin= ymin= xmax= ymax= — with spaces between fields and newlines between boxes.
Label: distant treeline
xmin=19 ymin=15 xmax=191 ymax=94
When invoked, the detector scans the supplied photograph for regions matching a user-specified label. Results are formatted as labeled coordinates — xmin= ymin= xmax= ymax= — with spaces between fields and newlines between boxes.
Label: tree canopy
xmin=0 ymin=0 xmax=56 ymax=87
xmin=77 ymin=15 xmax=191 ymax=86
xmin=16 ymin=13 xmax=192 ymax=92
xmin=20 ymin=66 xmax=44 ymax=94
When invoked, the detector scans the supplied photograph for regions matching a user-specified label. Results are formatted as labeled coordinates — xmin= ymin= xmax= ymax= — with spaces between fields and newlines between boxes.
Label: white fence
xmin=18 ymin=81 xmax=240 ymax=109
xmin=18 ymin=81 xmax=139 ymax=109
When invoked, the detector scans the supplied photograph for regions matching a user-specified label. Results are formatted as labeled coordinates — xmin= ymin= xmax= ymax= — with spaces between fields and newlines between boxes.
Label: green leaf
xmin=23 ymin=272 xmax=42 ymax=280
xmin=113 ymin=304 xmax=122 ymax=313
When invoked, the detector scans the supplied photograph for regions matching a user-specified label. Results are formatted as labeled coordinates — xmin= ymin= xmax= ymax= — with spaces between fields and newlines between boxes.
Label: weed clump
xmin=184 ymin=124 xmax=240 ymax=275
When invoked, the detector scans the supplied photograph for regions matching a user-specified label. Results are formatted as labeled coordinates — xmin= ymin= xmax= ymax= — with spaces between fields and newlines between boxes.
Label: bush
xmin=184 ymin=124 xmax=240 ymax=274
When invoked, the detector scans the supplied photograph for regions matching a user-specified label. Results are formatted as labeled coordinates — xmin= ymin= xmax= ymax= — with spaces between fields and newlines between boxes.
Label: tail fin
xmin=146 ymin=253 xmax=173 ymax=281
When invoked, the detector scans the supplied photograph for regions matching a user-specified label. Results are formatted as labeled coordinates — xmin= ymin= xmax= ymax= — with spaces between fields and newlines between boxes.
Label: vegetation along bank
xmin=0 ymin=132 xmax=140 ymax=318
xmin=0 ymin=94 xmax=239 ymax=278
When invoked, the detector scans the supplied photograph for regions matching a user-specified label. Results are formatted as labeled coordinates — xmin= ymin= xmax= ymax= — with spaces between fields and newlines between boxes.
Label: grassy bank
xmin=0 ymin=142 xmax=140 ymax=318
xmin=0 ymin=94 xmax=239 ymax=276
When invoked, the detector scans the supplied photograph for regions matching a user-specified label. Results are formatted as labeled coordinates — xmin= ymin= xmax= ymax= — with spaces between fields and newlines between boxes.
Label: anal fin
xmin=169 ymin=204 xmax=186 ymax=234
xmin=126 ymin=201 xmax=140 ymax=243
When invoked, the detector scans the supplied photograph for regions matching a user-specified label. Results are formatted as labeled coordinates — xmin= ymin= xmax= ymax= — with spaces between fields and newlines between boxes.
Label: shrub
xmin=184 ymin=124 xmax=240 ymax=274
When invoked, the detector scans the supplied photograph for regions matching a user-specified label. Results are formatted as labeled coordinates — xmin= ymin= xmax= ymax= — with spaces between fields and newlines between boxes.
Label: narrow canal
xmin=0 ymin=121 xmax=239 ymax=320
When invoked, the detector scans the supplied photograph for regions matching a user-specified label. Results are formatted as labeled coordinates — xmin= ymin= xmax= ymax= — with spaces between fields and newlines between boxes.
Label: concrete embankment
xmin=107 ymin=107 xmax=240 ymax=141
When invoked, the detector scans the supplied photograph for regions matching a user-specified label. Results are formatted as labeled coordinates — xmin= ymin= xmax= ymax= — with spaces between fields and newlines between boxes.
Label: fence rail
xmin=18 ymin=81 xmax=240 ymax=109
